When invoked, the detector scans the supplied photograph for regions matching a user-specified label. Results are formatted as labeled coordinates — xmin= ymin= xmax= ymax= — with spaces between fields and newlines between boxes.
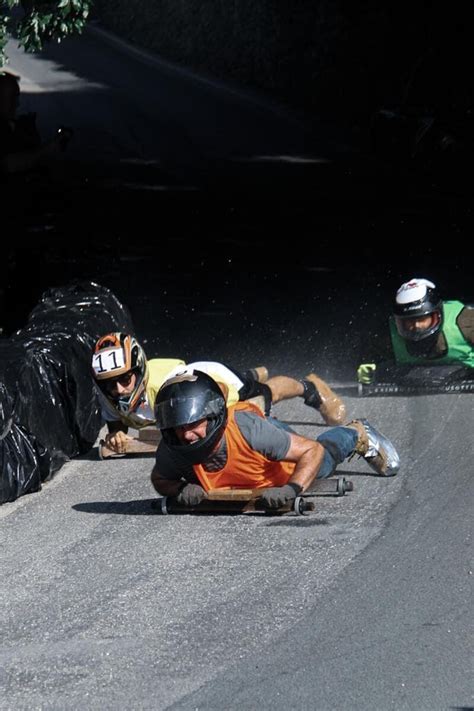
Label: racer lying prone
xmin=150 ymin=370 xmax=400 ymax=511
xmin=91 ymin=332 xmax=347 ymax=456
xmin=358 ymin=278 xmax=473 ymax=394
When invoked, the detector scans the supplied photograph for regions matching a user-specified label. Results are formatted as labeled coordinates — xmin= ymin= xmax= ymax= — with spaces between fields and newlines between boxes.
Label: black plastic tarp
xmin=0 ymin=281 xmax=134 ymax=504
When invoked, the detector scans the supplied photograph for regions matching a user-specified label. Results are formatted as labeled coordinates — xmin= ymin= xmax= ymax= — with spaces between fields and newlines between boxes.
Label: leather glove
xmin=357 ymin=363 xmax=377 ymax=385
xmin=256 ymin=483 xmax=302 ymax=510
xmin=176 ymin=483 xmax=207 ymax=506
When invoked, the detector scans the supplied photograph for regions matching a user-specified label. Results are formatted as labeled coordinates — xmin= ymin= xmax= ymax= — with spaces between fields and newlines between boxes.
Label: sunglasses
xmin=102 ymin=370 xmax=136 ymax=392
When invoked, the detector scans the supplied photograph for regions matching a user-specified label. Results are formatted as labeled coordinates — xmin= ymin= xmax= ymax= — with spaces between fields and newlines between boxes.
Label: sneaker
xmin=303 ymin=373 xmax=347 ymax=425
xmin=346 ymin=418 xmax=400 ymax=476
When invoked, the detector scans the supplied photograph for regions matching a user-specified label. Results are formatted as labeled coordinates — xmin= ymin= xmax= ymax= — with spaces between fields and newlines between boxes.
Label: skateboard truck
xmin=158 ymin=492 xmax=315 ymax=516
xmin=307 ymin=477 xmax=353 ymax=496
xmin=156 ymin=476 xmax=353 ymax=516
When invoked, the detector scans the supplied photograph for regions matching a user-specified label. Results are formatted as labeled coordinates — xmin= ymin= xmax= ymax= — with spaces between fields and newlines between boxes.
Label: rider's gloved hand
xmin=357 ymin=363 xmax=377 ymax=385
xmin=176 ymin=483 xmax=207 ymax=506
xmin=256 ymin=483 xmax=302 ymax=510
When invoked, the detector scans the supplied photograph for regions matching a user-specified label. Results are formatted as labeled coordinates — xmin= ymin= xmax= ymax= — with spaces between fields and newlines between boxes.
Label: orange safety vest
xmin=193 ymin=401 xmax=295 ymax=491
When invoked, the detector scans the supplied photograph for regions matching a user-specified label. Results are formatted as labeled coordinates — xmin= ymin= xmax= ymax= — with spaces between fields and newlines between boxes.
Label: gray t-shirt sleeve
xmin=234 ymin=411 xmax=291 ymax=460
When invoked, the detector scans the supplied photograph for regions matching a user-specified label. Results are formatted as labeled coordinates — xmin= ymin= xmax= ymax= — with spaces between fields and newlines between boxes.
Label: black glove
xmin=256 ymin=483 xmax=302 ymax=510
xmin=176 ymin=483 xmax=207 ymax=506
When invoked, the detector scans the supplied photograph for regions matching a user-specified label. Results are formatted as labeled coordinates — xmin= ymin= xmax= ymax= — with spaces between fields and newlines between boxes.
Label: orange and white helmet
xmin=92 ymin=332 xmax=148 ymax=414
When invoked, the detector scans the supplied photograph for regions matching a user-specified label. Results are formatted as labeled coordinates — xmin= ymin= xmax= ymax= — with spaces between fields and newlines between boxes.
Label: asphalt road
xmin=6 ymin=26 xmax=349 ymax=181
xmin=1 ymin=23 xmax=473 ymax=711
xmin=1 ymin=249 xmax=473 ymax=710
xmin=1 ymin=386 xmax=472 ymax=710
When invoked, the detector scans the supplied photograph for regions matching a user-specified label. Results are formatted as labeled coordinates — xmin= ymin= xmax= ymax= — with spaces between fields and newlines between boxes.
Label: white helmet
xmin=393 ymin=278 xmax=443 ymax=342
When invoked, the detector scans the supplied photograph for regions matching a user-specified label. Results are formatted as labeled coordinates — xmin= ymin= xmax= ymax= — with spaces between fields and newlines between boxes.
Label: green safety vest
xmin=389 ymin=301 xmax=474 ymax=367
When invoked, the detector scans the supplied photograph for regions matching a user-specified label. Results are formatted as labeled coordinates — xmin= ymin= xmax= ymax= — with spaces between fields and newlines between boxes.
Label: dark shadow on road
xmin=73 ymin=499 xmax=159 ymax=515
xmin=263 ymin=517 xmax=330 ymax=527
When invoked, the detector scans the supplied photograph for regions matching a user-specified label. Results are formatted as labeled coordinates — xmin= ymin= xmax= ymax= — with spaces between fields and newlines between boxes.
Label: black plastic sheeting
xmin=0 ymin=281 xmax=134 ymax=504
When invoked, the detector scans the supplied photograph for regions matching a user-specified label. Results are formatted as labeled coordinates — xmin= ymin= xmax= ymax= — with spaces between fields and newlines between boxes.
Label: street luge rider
xmin=92 ymin=332 xmax=347 ymax=454
xmin=358 ymin=278 xmax=474 ymax=385
xmin=151 ymin=370 xmax=400 ymax=510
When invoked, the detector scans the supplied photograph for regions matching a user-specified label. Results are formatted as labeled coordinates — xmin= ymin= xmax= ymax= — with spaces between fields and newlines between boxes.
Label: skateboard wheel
xmin=336 ymin=477 xmax=353 ymax=494
xmin=294 ymin=496 xmax=312 ymax=515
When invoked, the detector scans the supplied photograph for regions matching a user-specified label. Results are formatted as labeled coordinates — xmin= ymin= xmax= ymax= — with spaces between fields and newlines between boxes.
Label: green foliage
xmin=0 ymin=0 xmax=92 ymax=66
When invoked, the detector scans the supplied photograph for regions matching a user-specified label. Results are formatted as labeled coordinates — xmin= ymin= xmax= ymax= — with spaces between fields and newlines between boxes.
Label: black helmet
xmin=393 ymin=278 xmax=443 ymax=342
xmin=154 ymin=370 xmax=227 ymax=464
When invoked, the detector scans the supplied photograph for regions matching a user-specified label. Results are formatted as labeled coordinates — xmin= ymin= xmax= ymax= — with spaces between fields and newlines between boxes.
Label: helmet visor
xmin=155 ymin=394 xmax=224 ymax=430
xmin=395 ymin=310 xmax=441 ymax=341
